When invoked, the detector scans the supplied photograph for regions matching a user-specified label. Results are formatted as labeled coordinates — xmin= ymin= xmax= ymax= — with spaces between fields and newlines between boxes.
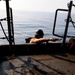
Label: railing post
xmin=5 ymin=0 xmax=13 ymax=51
xmin=63 ymin=1 xmax=73 ymax=45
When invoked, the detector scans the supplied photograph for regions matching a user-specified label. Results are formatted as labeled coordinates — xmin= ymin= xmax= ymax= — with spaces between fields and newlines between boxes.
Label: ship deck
xmin=0 ymin=53 xmax=75 ymax=75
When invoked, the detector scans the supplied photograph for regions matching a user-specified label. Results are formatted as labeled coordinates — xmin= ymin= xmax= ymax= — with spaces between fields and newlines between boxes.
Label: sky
xmin=0 ymin=0 xmax=75 ymax=12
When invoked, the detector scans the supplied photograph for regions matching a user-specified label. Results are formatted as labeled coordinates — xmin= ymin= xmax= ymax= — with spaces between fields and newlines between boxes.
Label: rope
xmin=0 ymin=21 xmax=9 ymax=42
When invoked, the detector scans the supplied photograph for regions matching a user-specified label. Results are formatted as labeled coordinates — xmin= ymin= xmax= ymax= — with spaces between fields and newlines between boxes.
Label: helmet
xmin=35 ymin=29 xmax=44 ymax=38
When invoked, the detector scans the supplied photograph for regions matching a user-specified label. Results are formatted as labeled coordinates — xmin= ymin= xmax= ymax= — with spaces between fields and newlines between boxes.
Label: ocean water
xmin=0 ymin=10 xmax=75 ymax=44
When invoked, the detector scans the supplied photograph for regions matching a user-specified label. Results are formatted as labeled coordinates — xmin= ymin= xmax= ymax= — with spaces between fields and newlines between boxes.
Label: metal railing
xmin=53 ymin=1 xmax=74 ymax=45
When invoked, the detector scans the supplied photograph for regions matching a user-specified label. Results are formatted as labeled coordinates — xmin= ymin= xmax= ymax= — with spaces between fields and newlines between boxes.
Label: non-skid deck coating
xmin=0 ymin=53 xmax=75 ymax=75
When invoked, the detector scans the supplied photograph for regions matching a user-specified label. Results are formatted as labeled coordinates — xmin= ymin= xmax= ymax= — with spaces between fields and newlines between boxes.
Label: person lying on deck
xmin=26 ymin=29 xmax=59 ymax=43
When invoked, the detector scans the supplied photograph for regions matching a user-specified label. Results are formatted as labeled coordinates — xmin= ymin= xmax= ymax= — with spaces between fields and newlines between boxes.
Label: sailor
xmin=28 ymin=29 xmax=59 ymax=43
xmin=67 ymin=38 xmax=75 ymax=54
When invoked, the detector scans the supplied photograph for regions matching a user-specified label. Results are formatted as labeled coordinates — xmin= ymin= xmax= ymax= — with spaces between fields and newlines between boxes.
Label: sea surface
xmin=0 ymin=10 xmax=75 ymax=44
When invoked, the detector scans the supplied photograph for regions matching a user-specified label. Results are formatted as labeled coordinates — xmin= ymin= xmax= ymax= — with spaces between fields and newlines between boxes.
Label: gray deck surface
xmin=0 ymin=53 xmax=75 ymax=75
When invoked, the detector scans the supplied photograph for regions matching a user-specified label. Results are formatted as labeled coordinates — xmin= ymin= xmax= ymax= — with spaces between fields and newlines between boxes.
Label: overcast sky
xmin=0 ymin=0 xmax=75 ymax=12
